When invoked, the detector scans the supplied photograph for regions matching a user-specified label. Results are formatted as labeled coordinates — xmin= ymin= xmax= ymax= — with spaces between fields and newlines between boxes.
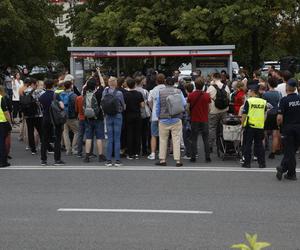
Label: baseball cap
xmin=287 ymin=78 xmax=298 ymax=88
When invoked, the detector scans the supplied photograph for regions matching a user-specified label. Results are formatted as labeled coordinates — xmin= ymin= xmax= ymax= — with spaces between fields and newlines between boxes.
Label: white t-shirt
xmin=206 ymin=80 xmax=230 ymax=114
xmin=12 ymin=79 xmax=23 ymax=101
xmin=275 ymin=83 xmax=298 ymax=97
xmin=148 ymin=84 xmax=165 ymax=121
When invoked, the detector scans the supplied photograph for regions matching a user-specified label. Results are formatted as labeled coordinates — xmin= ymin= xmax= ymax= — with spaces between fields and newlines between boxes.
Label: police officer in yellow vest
xmin=241 ymin=85 xmax=267 ymax=168
xmin=0 ymin=86 xmax=12 ymax=167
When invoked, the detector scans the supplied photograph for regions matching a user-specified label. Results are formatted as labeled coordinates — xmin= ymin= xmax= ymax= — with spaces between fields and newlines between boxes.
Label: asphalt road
xmin=0 ymin=132 xmax=299 ymax=249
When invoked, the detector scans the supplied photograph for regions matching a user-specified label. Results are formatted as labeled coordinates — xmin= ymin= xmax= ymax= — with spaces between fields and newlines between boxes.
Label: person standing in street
xmin=187 ymin=77 xmax=211 ymax=163
xmin=241 ymin=85 xmax=267 ymax=168
xmin=276 ymin=79 xmax=300 ymax=181
xmin=0 ymin=86 xmax=12 ymax=167
xmin=206 ymin=72 xmax=230 ymax=152
xmin=39 ymin=79 xmax=64 ymax=166
xmin=83 ymin=78 xmax=106 ymax=163
xmin=60 ymin=80 xmax=79 ymax=156
xmin=147 ymin=74 xmax=166 ymax=160
xmin=156 ymin=76 xmax=186 ymax=167
xmin=12 ymin=72 xmax=23 ymax=124
xmin=124 ymin=77 xmax=144 ymax=160
xmin=101 ymin=77 xmax=125 ymax=167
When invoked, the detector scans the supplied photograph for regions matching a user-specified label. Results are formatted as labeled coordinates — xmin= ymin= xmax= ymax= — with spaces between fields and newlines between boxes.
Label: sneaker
xmin=205 ymin=157 xmax=212 ymax=163
xmin=98 ymin=154 xmax=106 ymax=162
xmin=276 ymin=166 xmax=284 ymax=181
xmin=127 ymin=155 xmax=134 ymax=160
xmin=83 ymin=156 xmax=90 ymax=163
xmin=240 ymin=156 xmax=245 ymax=164
xmin=242 ymin=163 xmax=251 ymax=168
xmin=155 ymin=161 xmax=167 ymax=166
xmin=31 ymin=151 xmax=37 ymax=155
xmin=114 ymin=160 xmax=123 ymax=167
xmin=176 ymin=162 xmax=183 ymax=167
xmin=54 ymin=160 xmax=65 ymax=166
xmin=25 ymin=146 xmax=30 ymax=151
xmin=47 ymin=150 xmax=54 ymax=154
xmin=41 ymin=161 xmax=47 ymax=166
xmin=134 ymin=154 xmax=139 ymax=160
xmin=77 ymin=154 xmax=82 ymax=158
xmin=90 ymin=153 xmax=97 ymax=159
xmin=190 ymin=158 xmax=196 ymax=163
xmin=284 ymin=174 xmax=297 ymax=181
xmin=147 ymin=153 xmax=155 ymax=160
xmin=182 ymin=155 xmax=191 ymax=160
xmin=268 ymin=153 xmax=275 ymax=159
xmin=253 ymin=156 xmax=258 ymax=161
xmin=0 ymin=162 xmax=10 ymax=168
xmin=105 ymin=161 xmax=113 ymax=167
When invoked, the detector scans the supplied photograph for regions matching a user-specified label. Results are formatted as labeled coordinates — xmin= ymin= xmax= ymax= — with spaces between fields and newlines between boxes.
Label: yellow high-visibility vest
xmin=244 ymin=97 xmax=266 ymax=129
xmin=55 ymin=89 xmax=64 ymax=94
xmin=0 ymin=96 xmax=7 ymax=123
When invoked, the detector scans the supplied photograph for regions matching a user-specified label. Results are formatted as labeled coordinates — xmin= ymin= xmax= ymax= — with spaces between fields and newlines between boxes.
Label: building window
xmin=59 ymin=15 xmax=64 ymax=23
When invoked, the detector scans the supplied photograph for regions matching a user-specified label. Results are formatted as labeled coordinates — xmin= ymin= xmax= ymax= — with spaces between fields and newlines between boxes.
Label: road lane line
xmin=57 ymin=208 xmax=213 ymax=214
xmin=3 ymin=166 xmax=300 ymax=173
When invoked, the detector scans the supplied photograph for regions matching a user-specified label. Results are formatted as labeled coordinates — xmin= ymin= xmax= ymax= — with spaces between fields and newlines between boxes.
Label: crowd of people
xmin=0 ymin=66 xmax=299 ymax=180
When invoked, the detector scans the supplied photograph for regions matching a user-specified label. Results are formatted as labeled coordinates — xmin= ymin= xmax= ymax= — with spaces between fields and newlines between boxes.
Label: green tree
xmin=0 ymin=0 xmax=61 ymax=66
xmin=69 ymin=0 xmax=300 ymax=71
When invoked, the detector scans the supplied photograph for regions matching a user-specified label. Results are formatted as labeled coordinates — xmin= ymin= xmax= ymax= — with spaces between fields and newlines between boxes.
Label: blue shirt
xmin=156 ymin=90 xmax=186 ymax=125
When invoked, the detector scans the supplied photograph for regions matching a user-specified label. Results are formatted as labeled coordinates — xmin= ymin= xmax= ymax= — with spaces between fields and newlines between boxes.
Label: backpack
xmin=20 ymin=90 xmax=37 ymax=116
xmin=213 ymin=84 xmax=229 ymax=110
xmin=83 ymin=91 xmax=99 ymax=119
xmin=166 ymin=90 xmax=185 ymax=116
xmin=50 ymin=97 xmax=67 ymax=126
xmin=60 ymin=91 xmax=77 ymax=119
xmin=140 ymin=89 xmax=151 ymax=119
xmin=101 ymin=89 xmax=119 ymax=115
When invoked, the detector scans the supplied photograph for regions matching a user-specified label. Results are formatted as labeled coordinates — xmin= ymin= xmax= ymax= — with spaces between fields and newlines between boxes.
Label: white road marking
xmin=57 ymin=208 xmax=213 ymax=215
xmin=2 ymin=165 xmax=300 ymax=173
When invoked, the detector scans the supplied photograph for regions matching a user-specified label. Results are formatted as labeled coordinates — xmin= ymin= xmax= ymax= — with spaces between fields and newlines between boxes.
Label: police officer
xmin=276 ymin=79 xmax=300 ymax=181
xmin=241 ymin=85 xmax=267 ymax=168
xmin=0 ymin=85 xmax=12 ymax=168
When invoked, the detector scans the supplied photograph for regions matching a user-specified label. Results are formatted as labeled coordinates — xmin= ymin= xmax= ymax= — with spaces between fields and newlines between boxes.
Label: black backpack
xmin=49 ymin=96 xmax=67 ymax=126
xmin=101 ymin=89 xmax=119 ymax=115
xmin=20 ymin=90 xmax=37 ymax=116
xmin=213 ymin=84 xmax=229 ymax=110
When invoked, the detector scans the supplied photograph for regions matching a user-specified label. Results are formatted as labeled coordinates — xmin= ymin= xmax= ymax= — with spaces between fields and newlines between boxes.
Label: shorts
xmin=264 ymin=113 xmax=279 ymax=130
xmin=151 ymin=121 xmax=159 ymax=137
xmin=85 ymin=120 xmax=105 ymax=140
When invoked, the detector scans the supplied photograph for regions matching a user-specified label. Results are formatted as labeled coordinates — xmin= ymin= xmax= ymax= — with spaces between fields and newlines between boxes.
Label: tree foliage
xmin=0 ymin=0 xmax=62 ymax=66
xmin=70 ymin=0 xmax=300 ymax=71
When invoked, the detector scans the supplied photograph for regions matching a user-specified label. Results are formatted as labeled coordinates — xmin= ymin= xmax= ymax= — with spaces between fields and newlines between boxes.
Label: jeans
xmin=191 ymin=122 xmax=210 ymax=159
xmin=26 ymin=117 xmax=42 ymax=152
xmin=182 ymin=119 xmax=192 ymax=157
xmin=243 ymin=127 xmax=265 ymax=166
xmin=77 ymin=120 xmax=86 ymax=156
xmin=106 ymin=113 xmax=123 ymax=161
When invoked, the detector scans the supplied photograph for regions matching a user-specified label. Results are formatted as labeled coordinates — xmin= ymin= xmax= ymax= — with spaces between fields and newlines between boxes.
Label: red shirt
xmin=233 ymin=89 xmax=245 ymax=115
xmin=187 ymin=90 xmax=211 ymax=122
xmin=75 ymin=96 xmax=85 ymax=121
